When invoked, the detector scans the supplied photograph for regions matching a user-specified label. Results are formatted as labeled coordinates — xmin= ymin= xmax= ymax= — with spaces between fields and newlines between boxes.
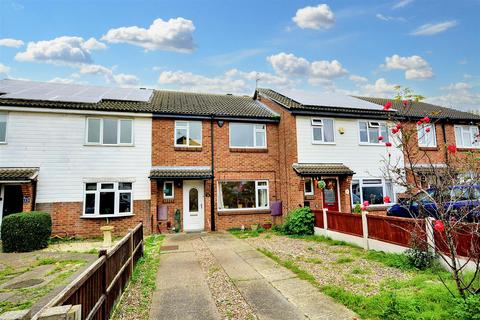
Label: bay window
xmin=175 ymin=121 xmax=202 ymax=147
xmin=454 ymin=125 xmax=480 ymax=148
xmin=83 ymin=182 xmax=133 ymax=216
xmin=351 ymin=178 xmax=394 ymax=205
xmin=359 ymin=121 xmax=389 ymax=144
xmin=230 ymin=123 xmax=266 ymax=148
xmin=86 ymin=118 xmax=133 ymax=145
xmin=0 ymin=113 xmax=7 ymax=143
xmin=218 ymin=180 xmax=269 ymax=210
xmin=311 ymin=118 xmax=335 ymax=143
xmin=417 ymin=123 xmax=436 ymax=147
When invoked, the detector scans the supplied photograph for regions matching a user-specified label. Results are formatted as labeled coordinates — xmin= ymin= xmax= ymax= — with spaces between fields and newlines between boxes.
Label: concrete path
xmin=150 ymin=232 xmax=357 ymax=320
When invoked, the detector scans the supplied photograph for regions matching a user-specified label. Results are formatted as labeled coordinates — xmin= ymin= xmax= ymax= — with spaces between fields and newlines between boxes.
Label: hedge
xmin=1 ymin=211 xmax=52 ymax=252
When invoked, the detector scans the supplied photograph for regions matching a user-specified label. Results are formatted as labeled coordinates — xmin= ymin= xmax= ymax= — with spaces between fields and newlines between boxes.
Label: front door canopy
xmin=0 ymin=167 xmax=39 ymax=183
xmin=149 ymin=166 xmax=212 ymax=180
xmin=292 ymin=163 xmax=354 ymax=177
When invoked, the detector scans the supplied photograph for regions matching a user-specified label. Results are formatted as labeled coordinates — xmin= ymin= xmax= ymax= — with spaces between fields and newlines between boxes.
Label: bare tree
xmin=381 ymin=87 xmax=480 ymax=298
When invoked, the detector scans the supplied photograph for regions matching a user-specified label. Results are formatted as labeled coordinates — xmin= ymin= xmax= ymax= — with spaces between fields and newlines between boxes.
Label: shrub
xmin=353 ymin=204 xmax=362 ymax=214
xmin=1 ymin=212 xmax=52 ymax=252
xmin=283 ymin=207 xmax=314 ymax=235
xmin=453 ymin=295 xmax=480 ymax=320
xmin=405 ymin=238 xmax=435 ymax=270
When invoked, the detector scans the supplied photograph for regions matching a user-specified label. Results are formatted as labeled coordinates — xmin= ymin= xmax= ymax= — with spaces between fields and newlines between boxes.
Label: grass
xmin=336 ymin=256 xmax=354 ymax=264
xmin=228 ymin=228 xmax=265 ymax=239
xmin=257 ymin=245 xmax=467 ymax=319
xmin=111 ymin=234 xmax=165 ymax=320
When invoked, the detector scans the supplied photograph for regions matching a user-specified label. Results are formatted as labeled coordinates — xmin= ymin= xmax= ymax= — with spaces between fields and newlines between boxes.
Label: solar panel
xmin=0 ymin=79 xmax=153 ymax=103
xmin=279 ymin=89 xmax=394 ymax=111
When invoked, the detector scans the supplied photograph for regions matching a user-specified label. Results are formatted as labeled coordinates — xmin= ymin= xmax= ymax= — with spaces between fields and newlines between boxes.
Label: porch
xmin=0 ymin=167 xmax=38 ymax=220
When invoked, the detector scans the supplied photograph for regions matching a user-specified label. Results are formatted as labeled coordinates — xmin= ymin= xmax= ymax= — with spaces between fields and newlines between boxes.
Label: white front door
xmin=183 ymin=180 xmax=204 ymax=232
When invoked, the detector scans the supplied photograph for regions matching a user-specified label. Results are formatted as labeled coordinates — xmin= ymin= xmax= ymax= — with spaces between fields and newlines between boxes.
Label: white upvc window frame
xmin=229 ymin=123 xmax=267 ymax=149
xmin=358 ymin=120 xmax=389 ymax=145
xmin=0 ymin=112 xmax=7 ymax=144
xmin=163 ymin=181 xmax=174 ymax=199
xmin=311 ymin=118 xmax=335 ymax=144
xmin=304 ymin=178 xmax=314 ymax=196
xmin=83 ymin=181 xmax=133 ymax=217
xmin=174 ymin=120 xmax=202 ymax=147
xmin=217 ymin=180 xmax=270 ymax=211
xmin=454 ymin=125 xmax=480 ymax=149
xmin=417 ymin=123 xmax=437 ymax=147
xmin=85 ymin=117 xmax=134 ymax=146
xmin=350 ymin=178 xmax=395 ymax=207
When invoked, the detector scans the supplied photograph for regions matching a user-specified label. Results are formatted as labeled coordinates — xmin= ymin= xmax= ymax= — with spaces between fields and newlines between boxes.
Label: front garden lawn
xmin=231 ymin=230 xmax=475 ymax=320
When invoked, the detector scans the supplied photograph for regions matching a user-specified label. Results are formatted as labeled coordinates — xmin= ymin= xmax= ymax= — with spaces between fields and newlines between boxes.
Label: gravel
xmin=192 ymin=238 xmax=257 ymax=320
xmin=246 ymin=234 xmax=411 ymax=296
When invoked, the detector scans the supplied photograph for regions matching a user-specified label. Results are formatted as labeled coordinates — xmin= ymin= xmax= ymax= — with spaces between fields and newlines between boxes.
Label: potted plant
xmin=100 ymin=218 xmax=114 ymax=247
xmin=262 ymin=220 xmax=272 ymax=229
xmin=251 ymin=224 xmax=258 ymax=231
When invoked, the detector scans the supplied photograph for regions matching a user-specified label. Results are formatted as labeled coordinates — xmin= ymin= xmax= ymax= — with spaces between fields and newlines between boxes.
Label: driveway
xmin=150 ymin=232 xmax=357 ymax=320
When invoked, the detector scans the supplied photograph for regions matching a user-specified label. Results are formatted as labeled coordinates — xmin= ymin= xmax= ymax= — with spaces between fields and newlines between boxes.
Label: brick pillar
xmin=339 ymin=176 xmax=353 ymax=213
xmin=150 ymin=179 xmax=158 ymax=234
xmin=20 ymin=183 xmax=34 ymax=212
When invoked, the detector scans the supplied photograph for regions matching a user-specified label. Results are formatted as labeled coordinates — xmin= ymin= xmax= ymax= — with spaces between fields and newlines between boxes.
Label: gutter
xmin=152 ymin=112 xmax=279 ymax=123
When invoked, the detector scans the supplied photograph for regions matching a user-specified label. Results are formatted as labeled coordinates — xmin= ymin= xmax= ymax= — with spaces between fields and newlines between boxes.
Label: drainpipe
xmin=210 ymin=115 xmax=216 ymax=231
xmin=441 ymin=121 xmax=448 ymax=162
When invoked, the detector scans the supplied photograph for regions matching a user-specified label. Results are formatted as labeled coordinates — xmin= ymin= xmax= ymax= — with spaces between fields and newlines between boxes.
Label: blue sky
xmin=0 ymin=0 xmax=479 ymax=111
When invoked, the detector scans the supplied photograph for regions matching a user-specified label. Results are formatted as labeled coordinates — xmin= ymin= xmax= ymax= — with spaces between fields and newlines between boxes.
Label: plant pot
xmin=100 ymin=225 xmax=114 ymax=247
xmin=251 ymin=224 xmax=258 ymax=231
xmin=262 ymin=223 xmax=272 ymax=230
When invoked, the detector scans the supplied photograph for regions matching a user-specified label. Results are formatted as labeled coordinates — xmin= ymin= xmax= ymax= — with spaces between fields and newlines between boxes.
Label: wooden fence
xmin=34 ymin=223 xmax=144 ymax=320
xmin=367 ymin=214 xmax=426 ymax=247
xmin=327 ymin=211 xmax=363 ymax=237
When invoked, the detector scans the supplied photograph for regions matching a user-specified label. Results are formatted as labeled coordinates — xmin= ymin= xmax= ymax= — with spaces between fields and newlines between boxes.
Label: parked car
xmin=387 ymin=185 xmax=480 ymax=221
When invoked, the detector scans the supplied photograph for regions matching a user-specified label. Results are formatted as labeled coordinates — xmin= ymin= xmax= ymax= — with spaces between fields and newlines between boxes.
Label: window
xmin=311 ymin=118 xmax=334 ymax=143
xmin=230 ymin=123 xmax=267 ymax=148
xmin=83 ymin=182 xmax=133 ymax=216
xmin=359 ymin=121 xmax=389 ymax=144
xmin=86 ymin=118 xmax=133 ymax=145
xmin=351 ymin=178 xmax=394 ymax=205
xmin=454 ymin=125 xmax=480 ymax=148
xmin=218 ymin=180 xmax=269 ymax=210
xmin=0 ymin=113 xmax=6 ymax=143
xmin=417 ymin=123 xmax=436 ymax=147
xmin=304 ymin=179 xmax=314 ymax=196
xmin=175 ymin=121 xmax=202 ymax=147
xmin=163 ymin=181 xmax=174 ymax=199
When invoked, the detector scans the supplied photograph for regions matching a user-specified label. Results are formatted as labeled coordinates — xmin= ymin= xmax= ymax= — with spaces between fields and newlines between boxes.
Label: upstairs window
xmin=311 ymin=118 xmax=334 ymax=143
xmin=230 ymin=123 xmax=266 ymax=148
xmin=83 ymin=182 xmax=133 ymax=216
xmin=359 ymin=121 xmax=389 ymax=144
xmin=417 ymin=123 xmax=436 ymax=147
xmin=175 ymin=121 xmax=202 ymax=147
xmin=454 ymin=125 xmax=480 ymax=149
xmin=86 ymin=118 xmax=133 ymax=145
xmin=0 ymin=113 xmax=7 ymax=143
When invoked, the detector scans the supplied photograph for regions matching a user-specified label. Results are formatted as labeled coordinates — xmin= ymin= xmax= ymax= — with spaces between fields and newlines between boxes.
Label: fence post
xmin=129 ymin=229 xmax=134 ymax=276
xmin=361 ymin=210 xmax=369 ymax=250
xmin=322 ymin=208 xmax=328 ymax=236
xmin=425 ymin=217 xmax=436 ymax=254
xmin=99 ymin=249 xmax=108 ymax=320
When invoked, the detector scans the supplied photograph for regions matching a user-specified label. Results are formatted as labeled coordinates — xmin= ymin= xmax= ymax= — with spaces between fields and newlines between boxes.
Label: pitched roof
xmin=255 ymin=88 xmax=392 ymax=119
xmin=0 ymin=80 xmax=278 ymax=120
xmin=292 ymin=163 xmax=355 ymax=176
xmin=150 ymin=166 xmax=212 ymax=179
xmin=356 ymin=97 xmax=480 ymax=122
xmin=0 ymin=167 xmax=39 ymax=182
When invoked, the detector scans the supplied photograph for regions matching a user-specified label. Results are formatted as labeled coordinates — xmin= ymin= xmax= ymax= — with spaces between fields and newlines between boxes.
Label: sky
xmin=0 ymin=0 xmax=479 ymax=111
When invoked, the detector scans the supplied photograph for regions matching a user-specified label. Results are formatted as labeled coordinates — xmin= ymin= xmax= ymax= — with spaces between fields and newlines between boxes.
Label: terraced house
xmin=0 ymin=79 xmax=281 ymax=235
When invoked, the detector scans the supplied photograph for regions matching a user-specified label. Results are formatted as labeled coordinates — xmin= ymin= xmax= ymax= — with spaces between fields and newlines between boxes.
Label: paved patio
xmin=150 ymin=232 xmax=357 ymax=320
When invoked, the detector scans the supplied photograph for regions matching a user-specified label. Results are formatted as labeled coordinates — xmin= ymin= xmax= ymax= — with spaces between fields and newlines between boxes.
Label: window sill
xmin=358 ymin=143 xmax=387 ymax=147
xmin=304 ymin=195 xmax=315 ymax=200
xmin=218 ymin=209 xmax=271 ymax=215
xmin=81 ymin=213 xmax=134 ymax=219
xmin=174 ymin=146 xmax=203 ymax=152
xmin=312 ymin=142 xmax=336 ymax=145
xmin=229 ymin=147 xmax=268 ymax=153
xmin=84 ymin=144 xmax=134 ymax=147
xmin=0 ymin=142 xmax=7 ymax=145
xmin=457 ymin=147 xmax=480 ymax=152
xmin=419 ymin=146 xmax=438 ymax=151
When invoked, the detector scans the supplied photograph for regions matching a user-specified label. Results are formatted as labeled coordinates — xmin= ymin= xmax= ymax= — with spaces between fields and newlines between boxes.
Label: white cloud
xmin=392 ymin=0 xmax=414 ymax=9
xmin=267 ymin=52 xmax=348 ymax=86
xmin=375 ymin=14 xmax=405 ymax=22
xmin=0 ymin=38 xmax=24 ymax=48
xmin=48 ymin=77 xmax=74 ymax=84
xmin=383 ymin=54 xmax=433 ymax=79
xmin=349 ymin=75 xmax=368 ymax=83
xmin=79 ymin=64 xmax=139 ymax=86
xmin=112 ymin=73 xmax=139 ymax=86
xmin=102 ymin=17 xmax=195 ymax=52
xmin=293 ymin=4 xmax=335 ymax=30
xmin=361 ymin=78 xmax=398 ymax=97
xmin=428 ymin=82 xmax=480 ymax=111
xmin=15 ymin=36 xmax=106 ymax=65
xmin=410 ymin=20 xmax=457 ymax=36
xmin=0 ymin=63 xmax=11 ymax=74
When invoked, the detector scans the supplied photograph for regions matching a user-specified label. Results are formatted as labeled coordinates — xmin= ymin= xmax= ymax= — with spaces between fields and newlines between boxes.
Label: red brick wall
xmin=151 ymin=118 xmax=281 ymax=231
xmin=36 ymin=200 xmax=151 ymax=237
